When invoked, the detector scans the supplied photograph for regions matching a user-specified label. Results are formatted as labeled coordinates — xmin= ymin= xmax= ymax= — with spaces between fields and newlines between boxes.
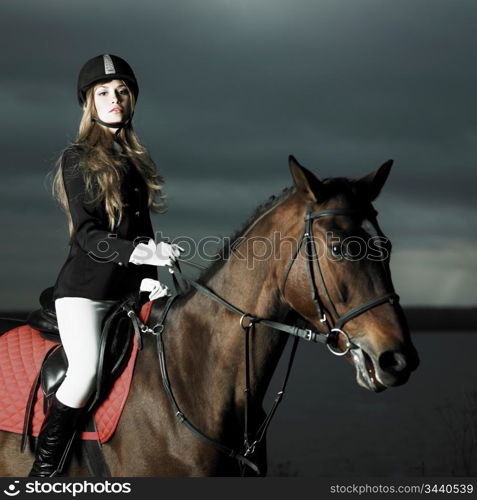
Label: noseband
xmin=280 ymin=202 xmax=399 ymax=356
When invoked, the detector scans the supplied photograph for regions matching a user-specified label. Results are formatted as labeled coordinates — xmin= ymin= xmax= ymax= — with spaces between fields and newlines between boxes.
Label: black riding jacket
xmin=52 ymin=144 xmax=158 ymax=301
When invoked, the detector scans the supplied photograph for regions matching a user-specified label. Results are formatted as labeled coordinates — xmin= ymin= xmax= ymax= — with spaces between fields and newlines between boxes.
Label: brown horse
xmin=0 ymin=156 xmax=419 ymax=476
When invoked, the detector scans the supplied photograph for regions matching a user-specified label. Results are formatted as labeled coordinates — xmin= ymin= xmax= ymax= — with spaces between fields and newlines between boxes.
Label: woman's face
xmin=93 ymin=79 xmax=131 ymax=129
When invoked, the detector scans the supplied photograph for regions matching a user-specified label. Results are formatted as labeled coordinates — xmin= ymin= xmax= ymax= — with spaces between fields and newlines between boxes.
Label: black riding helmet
xmin=77 ymin=54 xmax=139 ymax=133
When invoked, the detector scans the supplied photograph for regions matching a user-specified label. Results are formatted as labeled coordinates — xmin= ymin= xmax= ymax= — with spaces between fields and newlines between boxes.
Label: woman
xmin=29 ymin=54 xmax=182 ymax=477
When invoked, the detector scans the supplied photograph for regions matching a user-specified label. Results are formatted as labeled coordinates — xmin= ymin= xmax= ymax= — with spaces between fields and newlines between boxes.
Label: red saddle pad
xmin=0 ymin=300 xmax=153 ymax=444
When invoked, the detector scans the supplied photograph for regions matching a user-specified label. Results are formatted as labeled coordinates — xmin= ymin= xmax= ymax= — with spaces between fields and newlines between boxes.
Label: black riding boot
xmin=28 ymin=395 xmax=84 ymax=477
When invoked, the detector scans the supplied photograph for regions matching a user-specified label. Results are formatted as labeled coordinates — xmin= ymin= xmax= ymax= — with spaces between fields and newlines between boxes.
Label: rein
xmin=126 ymin=273 xmax=307 ymax=475
xmin=124 ymin=202 xmax=400 ymax=475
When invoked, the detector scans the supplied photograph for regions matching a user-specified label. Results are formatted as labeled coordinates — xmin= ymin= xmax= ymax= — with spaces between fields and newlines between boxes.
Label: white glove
xmin=129 ymin=238 xmax=184 ymax=267
xmin=156 ymin=241 xmax=183 ymax=262
xmin=139 ymin=278 xmax=171 ymax=300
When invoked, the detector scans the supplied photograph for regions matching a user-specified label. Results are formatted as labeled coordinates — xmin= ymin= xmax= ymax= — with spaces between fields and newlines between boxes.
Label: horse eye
xmin=331 ymin=243 xmax=343 ymax=258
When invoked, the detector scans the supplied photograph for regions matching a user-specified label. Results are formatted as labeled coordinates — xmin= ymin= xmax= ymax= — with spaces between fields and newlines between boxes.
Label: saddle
xmin=0 ymin=285 xmax=159 ymax=476
xmin=24 ymin=287 xmax=139 ymax=413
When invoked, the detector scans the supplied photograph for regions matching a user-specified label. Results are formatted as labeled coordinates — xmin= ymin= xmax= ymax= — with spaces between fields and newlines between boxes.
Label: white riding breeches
xmin=54 ymin=297 xmax=118 ymax=409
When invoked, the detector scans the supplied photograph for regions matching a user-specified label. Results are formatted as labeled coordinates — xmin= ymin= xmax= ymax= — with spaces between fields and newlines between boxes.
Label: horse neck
xmin=167 ymin=200 xmax=297 ymax=423
xmin=209 ymin=252 xmax=288 ymax=400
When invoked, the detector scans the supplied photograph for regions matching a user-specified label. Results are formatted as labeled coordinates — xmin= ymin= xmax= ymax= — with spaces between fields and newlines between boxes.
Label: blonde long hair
xmin=51 ymin=82 xmax=166 ymax=242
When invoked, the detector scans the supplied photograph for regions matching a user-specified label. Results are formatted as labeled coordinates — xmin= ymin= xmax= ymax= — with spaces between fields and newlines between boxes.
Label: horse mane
xmin=194 ymin=176 xmax=359 ymax=283
xmin=196 ymin=185 xmax=296 ymax=284
xmin=170 ymin=175 xmax=358 ymax=306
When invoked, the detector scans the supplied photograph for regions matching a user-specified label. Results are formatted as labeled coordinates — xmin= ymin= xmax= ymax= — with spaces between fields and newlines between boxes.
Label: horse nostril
xmin=379 ymin=350 xmax=407 ymax=373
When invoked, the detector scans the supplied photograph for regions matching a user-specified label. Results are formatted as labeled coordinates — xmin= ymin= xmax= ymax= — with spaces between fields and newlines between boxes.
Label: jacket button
xmin=118 ymin=262 xmax=123 ymax=266
xmin=135 ymin=211 xmax=140 ymax=216
xmin=134 ymin=187 xmax=139 ymax=192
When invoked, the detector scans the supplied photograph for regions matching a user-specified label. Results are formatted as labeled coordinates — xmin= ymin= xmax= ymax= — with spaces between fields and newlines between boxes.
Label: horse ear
xmin=289 ymin=155 xmax=326 ymax=202
xmin=356 ymin=159 xmax=393 ymax=201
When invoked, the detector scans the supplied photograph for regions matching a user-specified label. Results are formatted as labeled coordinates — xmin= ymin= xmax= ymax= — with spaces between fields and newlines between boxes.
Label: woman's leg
xmin=54 ymin=297 xmax=117 ymax=408
xmin=29 ymin=296 xmax=117 ymax=476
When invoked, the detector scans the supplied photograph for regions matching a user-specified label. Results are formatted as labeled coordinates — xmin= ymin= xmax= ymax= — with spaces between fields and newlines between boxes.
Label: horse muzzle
xmin=347 ymin=338 xmax=419 ymax=392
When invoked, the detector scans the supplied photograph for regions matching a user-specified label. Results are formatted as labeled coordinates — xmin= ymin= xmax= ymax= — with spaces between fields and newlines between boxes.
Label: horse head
xmin=277 ymin=156 xmax=419 ymax=392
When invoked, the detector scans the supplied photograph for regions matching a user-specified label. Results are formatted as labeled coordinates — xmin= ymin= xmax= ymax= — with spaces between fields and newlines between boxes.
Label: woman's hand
xmin=140 ymin=278 xmax=171 ymax=300
xmin=129 ymin=238 xmax=184 ymax=267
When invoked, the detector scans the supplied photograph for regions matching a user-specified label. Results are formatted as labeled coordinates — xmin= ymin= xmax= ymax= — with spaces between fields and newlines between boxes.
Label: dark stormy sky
xmin=1 ymin=0 xmax=476 ymax=310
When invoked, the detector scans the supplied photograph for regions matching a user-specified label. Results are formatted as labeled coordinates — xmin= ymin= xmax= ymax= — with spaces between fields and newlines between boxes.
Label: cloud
xmin=1 ymin=0 xmax=476 ymax=308
xmin=1 ymin=170 xmax=475 ymax=308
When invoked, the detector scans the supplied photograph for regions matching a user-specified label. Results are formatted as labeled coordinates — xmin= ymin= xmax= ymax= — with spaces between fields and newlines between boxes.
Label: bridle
xmin=125 ymin=199 xmax=400 ymax=475
xmin=280 ymin=201 xmax=399 ymax=356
